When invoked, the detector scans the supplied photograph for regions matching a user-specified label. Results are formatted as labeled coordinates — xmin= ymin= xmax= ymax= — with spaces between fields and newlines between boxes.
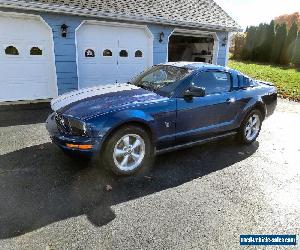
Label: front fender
xmin=87 ymin=109 xmax=157 ymax=149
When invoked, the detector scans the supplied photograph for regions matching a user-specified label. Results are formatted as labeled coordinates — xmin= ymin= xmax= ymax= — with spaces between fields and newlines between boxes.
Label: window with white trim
xmin=103 ymin=49 xmax=112 ymax=57
xmin=5 ymin=46 xmax=19 ymax=55
xmin=119 ymin=50 xmax=128 ymax=57
xmin=30 ymin=47 xmax=43 ymax=56
xmin=135 ymin=50 xmax=143 ymax=58
xmin=85 ymin=49 xmax=95 ymax=57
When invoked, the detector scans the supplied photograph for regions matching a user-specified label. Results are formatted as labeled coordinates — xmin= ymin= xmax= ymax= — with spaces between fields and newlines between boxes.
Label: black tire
xmin=102 ymin=125 xmax=154 ymax=176
xmin=237 ymin=109 xmax=263 ymax=144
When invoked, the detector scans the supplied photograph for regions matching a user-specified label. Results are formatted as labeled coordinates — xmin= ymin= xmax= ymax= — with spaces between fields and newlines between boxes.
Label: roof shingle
xmin=0 ymin=0 xmax=241 ymax=31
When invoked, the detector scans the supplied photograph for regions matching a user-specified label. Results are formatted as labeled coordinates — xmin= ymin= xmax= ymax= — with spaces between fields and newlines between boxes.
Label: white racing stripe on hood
xmin=51 ymin=83 xmax=140 ymax=111
xmin=164 ymin=61 xmax=207 ymax=68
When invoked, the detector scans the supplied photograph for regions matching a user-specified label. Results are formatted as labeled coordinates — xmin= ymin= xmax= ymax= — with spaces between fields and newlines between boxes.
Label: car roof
xmin=162 ymin=62 xmax=230 ymax=72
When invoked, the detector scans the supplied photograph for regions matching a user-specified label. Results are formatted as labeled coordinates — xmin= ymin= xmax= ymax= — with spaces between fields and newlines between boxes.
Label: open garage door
xmin=0 ymin=12 xmax=57 ymax=102
xmin=76 ymin=21 xmax=153 ymax=88
xmin=168 ymin=31 xmax=218 ymax=64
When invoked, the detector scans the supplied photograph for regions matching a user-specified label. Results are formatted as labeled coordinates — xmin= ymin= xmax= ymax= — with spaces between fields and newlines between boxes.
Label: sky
xmin=214 ymin=0 xmax=300 ymax=30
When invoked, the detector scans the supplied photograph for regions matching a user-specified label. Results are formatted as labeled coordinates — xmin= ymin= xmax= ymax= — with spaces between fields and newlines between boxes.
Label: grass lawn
xmin=228 ymin=60 xmax=300 ymax=102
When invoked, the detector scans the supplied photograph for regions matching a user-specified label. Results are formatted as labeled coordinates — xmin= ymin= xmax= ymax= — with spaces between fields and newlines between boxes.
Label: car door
xmin=175 ymin=70 xmax=241 ymax=144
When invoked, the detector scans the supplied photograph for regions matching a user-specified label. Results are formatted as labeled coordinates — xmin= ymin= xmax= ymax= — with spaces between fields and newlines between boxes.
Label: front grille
xmin=55 ymin=113 xmax=71 ymax=134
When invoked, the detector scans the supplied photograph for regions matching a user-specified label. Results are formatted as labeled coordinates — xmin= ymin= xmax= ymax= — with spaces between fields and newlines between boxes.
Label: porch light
xmin=222 ymin=36 xmax=228 ymax=47
xmin=159 ymin=32 xmax=165 ymax=43
xmin=61 ymin=24 xmax=68 ymax=38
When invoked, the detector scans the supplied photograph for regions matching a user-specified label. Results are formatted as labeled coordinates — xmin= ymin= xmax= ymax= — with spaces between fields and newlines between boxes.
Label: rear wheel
xmin=102 ymin=125 xmax=154 ymax=176
xmin=238 ymin=109 xmax=262 ymax=144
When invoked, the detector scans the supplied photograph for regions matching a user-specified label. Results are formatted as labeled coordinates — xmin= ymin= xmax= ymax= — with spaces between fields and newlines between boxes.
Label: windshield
xmin=131 ymin=65 xmax=192 ymax=96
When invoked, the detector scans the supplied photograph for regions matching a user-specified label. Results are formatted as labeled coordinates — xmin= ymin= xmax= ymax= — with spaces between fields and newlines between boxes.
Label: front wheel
xmin=102 ymin=125 xmax=154 ymax=176
xmin=237 ymin=109 xmax=263 ymax=144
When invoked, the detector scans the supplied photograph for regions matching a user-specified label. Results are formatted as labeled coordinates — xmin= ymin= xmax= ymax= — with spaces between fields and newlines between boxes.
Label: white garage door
xmin=0 ymin=12 xmax=57 ymax=102
xmin=76 ymin=22 xmax=153 ymax=88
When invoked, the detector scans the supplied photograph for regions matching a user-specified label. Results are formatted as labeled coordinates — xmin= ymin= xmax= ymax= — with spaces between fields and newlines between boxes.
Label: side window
xmin=103 ymin=49 xmax=112 ymax=57
xmin=30 ymin=47 xmax=43 ymax=56
xmin=85 ymin=49 xmax=95 ymax=57
xmin=135 ymin=50 xmax=143 ymax=58
xmin=192 ymin=71 xmax=231 ymax=95
xmin=5 ymin=46 xmax=19 ymax=55
xmin=119 ymin=50 xmax=128 ymax=57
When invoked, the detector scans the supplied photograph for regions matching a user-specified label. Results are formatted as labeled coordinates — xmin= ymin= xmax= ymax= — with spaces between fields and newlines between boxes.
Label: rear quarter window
xmin=238 ymin=75 xmax=258 ymax=88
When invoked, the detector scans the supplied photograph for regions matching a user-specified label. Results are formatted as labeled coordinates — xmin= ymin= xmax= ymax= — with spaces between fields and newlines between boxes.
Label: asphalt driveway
xmin=0 ymin=100 xmax=299 ymax=250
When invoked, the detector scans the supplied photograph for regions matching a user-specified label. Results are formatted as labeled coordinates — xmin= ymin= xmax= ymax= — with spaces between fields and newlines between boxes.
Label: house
xmin=0 ymin=0 xmax=240 ymax=102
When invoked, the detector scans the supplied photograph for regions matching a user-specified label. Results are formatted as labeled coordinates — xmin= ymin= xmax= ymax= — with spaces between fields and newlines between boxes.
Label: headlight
xmin=68 ymin=117 xmax=88 ymax=136
xmin=55 ymin=113 xmax=89 ymax=136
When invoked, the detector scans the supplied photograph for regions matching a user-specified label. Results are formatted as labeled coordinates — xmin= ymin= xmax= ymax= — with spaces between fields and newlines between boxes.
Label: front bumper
xmin=46 ymin=113 xmax=101 ymax=158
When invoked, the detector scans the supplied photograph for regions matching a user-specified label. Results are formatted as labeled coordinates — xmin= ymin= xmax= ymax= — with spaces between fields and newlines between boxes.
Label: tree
xmin=230 ymin=32 xmax=246 ymax=60
xmin=253 ymin=23 xmax=268 ymax=62
xmin=292 ymin=31 xmax=300 ymax=66
xmin=242 ymin=26 xmax=257 ymax=60
xmin=271 ymin=23 xmax=287 ymax=64
xmin=260 ymin=20 xmax=275 ymax=62
xmin=275 ymin=12 xmax=300 ymax=29
xmin=280 ymin=22 xmax=298 ymax=64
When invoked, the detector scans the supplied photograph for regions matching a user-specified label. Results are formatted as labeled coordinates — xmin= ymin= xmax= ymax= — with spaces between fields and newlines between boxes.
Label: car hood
xmin=51 ymin=83 xmax=168 ymax=120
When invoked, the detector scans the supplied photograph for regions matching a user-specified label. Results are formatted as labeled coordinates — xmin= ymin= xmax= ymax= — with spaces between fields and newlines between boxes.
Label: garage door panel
xmin=0 ymin=68 xmax=50 ymax=80
xmin=0 ymin=79 xmax=49 ymax=87
xmin=80 ymin=77 xmax=116 ymax=87
xmin=118 ymin=64 xmax=145 ymax=80
xmin=77 ymin=22 xmax=152 ymax=88
xmin=79 ymin=63 xmax=118 ymax=87
xmin=0 ymin=13 xmax=56 ymax=102
xmin=0 ymin=62 xmax=51 ymax=76
xmin=80 ymin=63 xmax=118 ymax=74
xmin=130 ymin=59 xmax=147 ymax=65
xmin=99 ymin=58 xmax=118 ymax=65
xmin=119 ymin=39 xmax=148 ymax=48
xmin=0 ymin=17 xmax=50 ymax=40
xmin=0 ymin=80 xmax=51 ymax=102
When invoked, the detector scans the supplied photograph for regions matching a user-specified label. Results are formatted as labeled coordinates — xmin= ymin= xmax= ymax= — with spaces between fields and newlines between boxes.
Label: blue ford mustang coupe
xmin=46 ymin=62 xmax=277 ymax=175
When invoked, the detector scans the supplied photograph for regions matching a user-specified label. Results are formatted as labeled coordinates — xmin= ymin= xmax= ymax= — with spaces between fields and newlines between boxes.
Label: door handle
xmin=226 ymin=98 xmax=235 ymax=104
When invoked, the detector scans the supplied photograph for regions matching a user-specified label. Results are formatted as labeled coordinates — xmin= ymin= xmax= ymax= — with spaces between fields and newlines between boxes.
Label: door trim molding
xmin=156 ymin=131 xmax=237 ymax=155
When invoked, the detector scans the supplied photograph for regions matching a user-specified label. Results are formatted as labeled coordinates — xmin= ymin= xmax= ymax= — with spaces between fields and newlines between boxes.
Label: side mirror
xmin=184 ymin=85 xmax=206 ymax=98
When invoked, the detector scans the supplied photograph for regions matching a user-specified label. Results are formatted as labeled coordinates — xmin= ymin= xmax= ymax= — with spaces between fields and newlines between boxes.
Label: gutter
xmin=0 ymin=0 xmax=242 ymax=32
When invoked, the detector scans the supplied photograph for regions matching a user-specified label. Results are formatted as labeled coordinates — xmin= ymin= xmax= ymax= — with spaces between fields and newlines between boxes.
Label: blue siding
xmin=216 ymin=31 xmax=230 ymax=66
xmin=41 ymin=14 xmax=83 ymax=95
xmin=147 ymin=25 xmax=174 ymax=64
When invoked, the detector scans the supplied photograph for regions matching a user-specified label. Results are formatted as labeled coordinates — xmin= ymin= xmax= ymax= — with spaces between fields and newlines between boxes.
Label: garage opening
xmin=168 ymin=33 xmax=216 ymax=64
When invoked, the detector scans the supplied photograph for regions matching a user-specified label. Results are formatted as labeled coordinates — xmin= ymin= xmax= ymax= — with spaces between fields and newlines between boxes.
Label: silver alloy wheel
xmin=113 ymin=134 xmax=146 ymax=172
xmin=245 ymin=114 xmax=261 ymax=141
